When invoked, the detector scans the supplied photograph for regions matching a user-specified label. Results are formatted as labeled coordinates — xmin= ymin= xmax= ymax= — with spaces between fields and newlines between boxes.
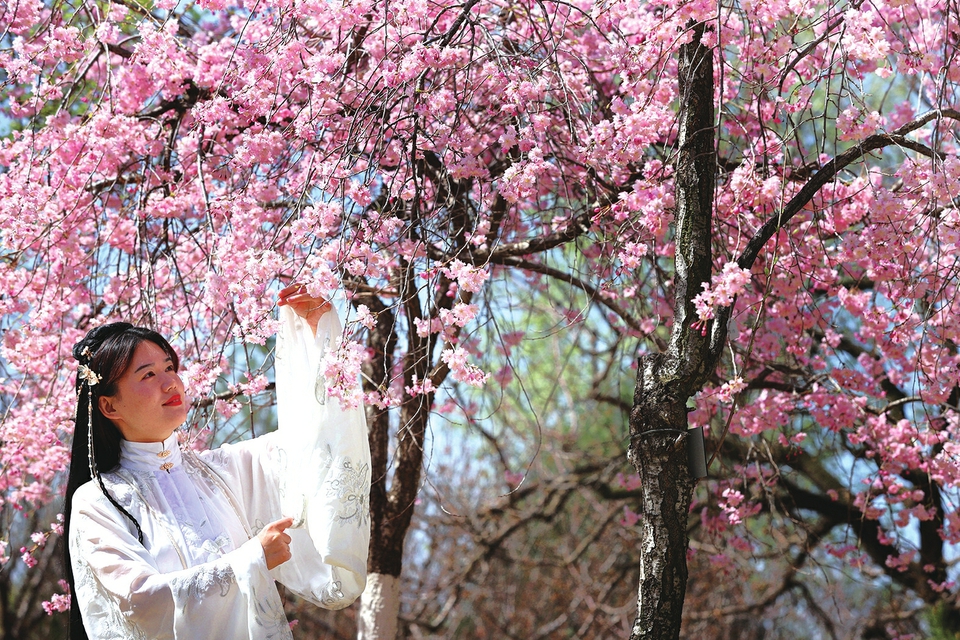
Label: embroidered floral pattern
xmin=315 ymin=334 xmax=332 ymax=405
xmin=171 ymin=562 xmax=235 ymax=600
xmin=315 ymin=361 xmax=327 ymax=405
xmin=325 ymin=456 xmax=370 ymax=526
xmin=315 ymin=579 xmax=346 ymax=607
xmin=251 ymin=584 xmax=294 ymax=639
xmin=273 ymin=447 xmax=308 ymax=528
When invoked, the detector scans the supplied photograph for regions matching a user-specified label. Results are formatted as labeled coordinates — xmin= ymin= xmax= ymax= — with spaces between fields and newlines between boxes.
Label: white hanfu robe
xmin=69 ymin=308 xmax=370 ymax=640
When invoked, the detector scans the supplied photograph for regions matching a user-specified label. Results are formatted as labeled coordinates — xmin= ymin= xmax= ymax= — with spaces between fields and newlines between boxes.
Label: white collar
xmin=119 ymin=432 xmax=181 ymax=473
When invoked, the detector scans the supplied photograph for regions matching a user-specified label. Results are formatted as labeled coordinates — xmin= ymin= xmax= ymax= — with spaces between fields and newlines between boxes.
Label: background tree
xmin=385 ymin=280 xmax=945 ymax=639
xmin=3 ymin=0 xmax=960 ymax=638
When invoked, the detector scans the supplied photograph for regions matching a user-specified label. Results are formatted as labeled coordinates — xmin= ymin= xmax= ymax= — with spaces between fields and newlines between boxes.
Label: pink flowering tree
xmin=3 ymin=0 xmax=960 ymax=637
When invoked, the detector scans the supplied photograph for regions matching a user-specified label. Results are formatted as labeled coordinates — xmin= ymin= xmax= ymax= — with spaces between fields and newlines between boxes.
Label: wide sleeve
xmin=272 ymin=305 xmax=371 ymax=607
xmin=69 ymin=484 xmax=290 ymax=640
xmin=206 ymin=306 xmax=371 ymax=609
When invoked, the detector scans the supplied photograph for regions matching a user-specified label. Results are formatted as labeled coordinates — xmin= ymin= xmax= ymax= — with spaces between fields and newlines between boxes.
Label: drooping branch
xmin=719 ymin=433 xmax=953 ymax=607
xmin=779 ymin=479 xmax=947 ymax=603
xmin=736 ymin=110 xmax=960 ymax=272
xmin=493 ymin=255 xmax=650 ymax=337
xmin=705 ymin=109 xmax=960 ymax=363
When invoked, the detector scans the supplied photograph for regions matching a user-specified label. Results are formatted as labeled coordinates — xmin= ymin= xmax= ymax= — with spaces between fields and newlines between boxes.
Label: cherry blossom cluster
xmin=692 ymin=263 xmax=752 ymax=325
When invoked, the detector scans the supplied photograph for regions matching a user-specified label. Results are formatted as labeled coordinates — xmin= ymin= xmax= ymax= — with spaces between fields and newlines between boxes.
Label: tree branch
xmin=492 ymin=255 xmax=651 ymax=338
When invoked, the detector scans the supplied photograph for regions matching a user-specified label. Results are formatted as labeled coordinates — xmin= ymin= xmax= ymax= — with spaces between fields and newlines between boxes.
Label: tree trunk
xmin=627 ymin=22 xmax=716 ymax=640
xmin=358 ymin=298 xmax=405 ymax=640
xmin=628 ymin=368 xmax=694 ymax=640
xmin=356 ymin=270 xmax=435 ymax=640
xmin=357 ymin=574 xmax=401 ymax=640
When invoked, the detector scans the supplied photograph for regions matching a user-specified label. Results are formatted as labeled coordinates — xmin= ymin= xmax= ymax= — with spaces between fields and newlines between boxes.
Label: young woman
xmin=63 ymin=285 xmax=370 ymax=640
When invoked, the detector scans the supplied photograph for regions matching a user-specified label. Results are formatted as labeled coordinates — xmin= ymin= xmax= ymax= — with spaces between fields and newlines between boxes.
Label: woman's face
xmin=98 ymin=340 xmax=188 ymax=443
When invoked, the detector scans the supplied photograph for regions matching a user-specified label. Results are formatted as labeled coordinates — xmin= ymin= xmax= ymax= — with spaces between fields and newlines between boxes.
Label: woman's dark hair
xmin=62 ymin=323 xmax=179 ymax=640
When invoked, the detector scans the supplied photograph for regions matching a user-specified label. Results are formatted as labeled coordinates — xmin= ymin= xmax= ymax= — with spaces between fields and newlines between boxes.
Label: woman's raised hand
xmin=258 ymin=516 xmax=294 ymax=570
xmin=278 ymin=284 xmax=331 ymax=335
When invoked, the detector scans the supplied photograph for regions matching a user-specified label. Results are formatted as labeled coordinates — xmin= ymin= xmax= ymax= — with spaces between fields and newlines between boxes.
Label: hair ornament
xmin=87 ymin=396 xmax=97 ymax=481
xmin=76 ymin=354 xmax=100 ymax=478
xmin=78 ymin=364 xmax=101 ymax=387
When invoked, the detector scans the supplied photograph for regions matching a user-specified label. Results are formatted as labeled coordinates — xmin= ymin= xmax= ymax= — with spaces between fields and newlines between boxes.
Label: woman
xmin=63 ymin=285 xmax=370 ymax=640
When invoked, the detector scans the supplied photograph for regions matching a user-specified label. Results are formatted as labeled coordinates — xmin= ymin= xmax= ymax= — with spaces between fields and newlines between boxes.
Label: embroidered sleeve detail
xmin=251 ymin=584 xmax=295 ymax=638
xmin=315 ymin=579 xmax=346 ymax=607
xmin=171 ymin=562 xmax=236 ymax=601
xmin=71 ymin=460 xmax=296 ymax=639
xmin=325 ymin=456 xmax=370 ymax=527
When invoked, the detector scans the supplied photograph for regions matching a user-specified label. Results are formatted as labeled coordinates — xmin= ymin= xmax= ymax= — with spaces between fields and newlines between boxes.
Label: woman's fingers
xmin=277 ymin=284 xmax=331 ymax=337
xmin=277 ymin=283 xmax=329 ymax=309
xmin=277 ymin=283 xmax=305 ymax=300
xmin=259 ymin=516 xmax=295 ymax=570
xmin=277 ymin=283 xmax=306 ymax=305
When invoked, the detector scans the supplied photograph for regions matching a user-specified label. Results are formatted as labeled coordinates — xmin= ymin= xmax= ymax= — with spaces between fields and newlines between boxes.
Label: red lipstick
xmin=164 ymin=394 xmax=183 ymax=407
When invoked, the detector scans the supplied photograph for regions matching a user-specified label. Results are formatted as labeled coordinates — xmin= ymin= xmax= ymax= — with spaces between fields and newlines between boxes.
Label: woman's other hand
xmin=278 ymin=284 xmax=331 ymax=335
xmin=258 ymin=516 xmax=294 ymax=570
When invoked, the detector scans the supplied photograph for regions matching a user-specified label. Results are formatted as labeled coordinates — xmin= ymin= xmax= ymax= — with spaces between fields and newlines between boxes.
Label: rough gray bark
xmin=627 ymin=22 xmax=718 ymax=640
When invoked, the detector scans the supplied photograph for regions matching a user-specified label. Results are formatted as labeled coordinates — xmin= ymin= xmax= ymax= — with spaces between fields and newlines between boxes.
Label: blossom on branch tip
xmin=439 ymin=303 xmax=479 ymax=329
xmin=440 ymin=347 xmax=489 ymax=388
xmin=716 ymin=377 xmax=746 ymax=403
xmin=442 ymin=260 xmax=489 ymax=294
xmin=405 ymin=375 xmax=435 ymax=397
xmin=320 ymin=340 xmax=366 ymax=409
xmin=619 ymin=506 xmax=640 ymax=527
xmin=354 ymin=305 xmax=377 ymax=331
xmin=692 ymin=262 xmax=752 ymax=323
xmin=414 ymin=316 xmax=444 ymax=337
